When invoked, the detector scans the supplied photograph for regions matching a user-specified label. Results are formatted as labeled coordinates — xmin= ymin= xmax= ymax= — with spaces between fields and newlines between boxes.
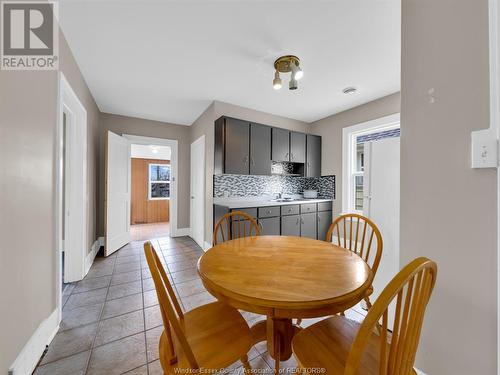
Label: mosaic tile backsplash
xmin=213 ymin=174 xmax=335 ymax=199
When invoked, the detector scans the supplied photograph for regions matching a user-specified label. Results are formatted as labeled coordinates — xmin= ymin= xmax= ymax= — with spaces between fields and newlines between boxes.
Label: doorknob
xmin=190 ymin=196 xmax=194 ymax=199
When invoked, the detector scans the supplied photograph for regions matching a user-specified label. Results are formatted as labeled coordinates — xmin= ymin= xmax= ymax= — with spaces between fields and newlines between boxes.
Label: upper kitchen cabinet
xmin=214 ymin=116 xmax=321 ymax=177
xmin=290 ymin=132 xmax=306 ymax=163
xmin=250 ymin=123 xmax=271 ymax=175
xmin=271 ymin=128 xmax=290 ymax=162
xmin=306 ymin=134 xmax=321 ymax=177
xmin=225 ymin=117 xmax=250 ymax=174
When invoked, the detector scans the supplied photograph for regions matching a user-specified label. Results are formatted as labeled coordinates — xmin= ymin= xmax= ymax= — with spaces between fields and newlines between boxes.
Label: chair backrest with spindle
xmin=344 ymin=257 xmax=437 ymax=375
xmin=326 ymin=213 xmax=383 ymax=276
xmin=213 ymin=211 xmax=261 ymax=245
xmin=143 ymin=241 xmax=199 ymax=369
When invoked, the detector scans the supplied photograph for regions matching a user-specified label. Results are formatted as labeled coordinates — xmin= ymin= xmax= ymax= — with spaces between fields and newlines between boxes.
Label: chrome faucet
xmin=274 ymin=192 xmax=282 ymax=199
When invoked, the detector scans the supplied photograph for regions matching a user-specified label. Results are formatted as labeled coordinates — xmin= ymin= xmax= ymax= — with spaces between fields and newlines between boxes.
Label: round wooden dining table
xmin=197 ymin=235 xmax=373 ymax=363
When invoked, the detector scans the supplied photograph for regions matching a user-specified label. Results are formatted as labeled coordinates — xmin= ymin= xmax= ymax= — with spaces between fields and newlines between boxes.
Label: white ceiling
xmin=59 ymin=0 xmax=400 ymax=125
xmin=131 ymin=144 xmax=171 ymax=160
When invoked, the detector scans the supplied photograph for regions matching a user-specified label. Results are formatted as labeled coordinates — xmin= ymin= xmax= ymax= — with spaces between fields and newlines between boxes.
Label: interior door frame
xmin=341 ymin=113 xmax=400 ymax=214
xmin=123 ymin=134 xmax=180 ymax=236
xmin=488 ymin=0 xmax=500 ymax=371
xmin=190 ymin=135 xmax=206 ymax=249
xmin=55 ymin=72 xmax=88 ymax=320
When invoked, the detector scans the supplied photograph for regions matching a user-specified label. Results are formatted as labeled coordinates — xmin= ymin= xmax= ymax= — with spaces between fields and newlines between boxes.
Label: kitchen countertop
xmin=213 ymin=197 xmax=333 ymax=209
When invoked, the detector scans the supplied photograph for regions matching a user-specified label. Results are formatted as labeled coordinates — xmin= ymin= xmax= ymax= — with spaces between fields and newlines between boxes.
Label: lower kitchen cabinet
xmin=281 ymin=215 xmax=301 ymax=236
xmin=300 ymin=213 xmax=317 ymax=239
xmin=317 ymin=210 xmax=333 ymax=241
xmin=259 ymin=217 xmax=280 ymax=235
xmin=231 ymin=220 xmax=256 ymax=239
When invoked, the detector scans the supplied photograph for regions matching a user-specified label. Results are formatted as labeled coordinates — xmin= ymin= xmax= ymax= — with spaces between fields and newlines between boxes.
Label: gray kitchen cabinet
xmin=306 ymin=134 xmax=322 ymax=177
xmin=225 ymin=117 xmax=250 ymax=175
xmin=259 ymin=217 xmax=281 ymax=235
xmin=272 ymin=128 xmax=290 ymax=161
xmin=317 ymin=210 xmax=333 ymax=241
xmin=290 ymin=132 xmax=306 ymax=163
xmin=282 ymin=215 xmax=301 ymax=236
xmin=301 ymin=213 xmax=317 ymax=239
xmin=250 ymin=123 xmax=271 ymax=175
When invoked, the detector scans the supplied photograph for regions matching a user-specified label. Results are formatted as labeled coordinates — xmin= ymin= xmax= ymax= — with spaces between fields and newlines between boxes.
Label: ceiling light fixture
xmin=273 ymin=55 xmax=303 ymax=91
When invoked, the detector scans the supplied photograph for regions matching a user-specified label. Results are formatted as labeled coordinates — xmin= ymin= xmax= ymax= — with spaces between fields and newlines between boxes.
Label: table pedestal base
xmin=250 ymin=318 xmax=301 ymax=363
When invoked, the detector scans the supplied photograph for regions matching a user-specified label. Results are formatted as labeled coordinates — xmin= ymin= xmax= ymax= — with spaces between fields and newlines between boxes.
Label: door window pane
xmin=354 ymin=175 xmax=364 ymax=211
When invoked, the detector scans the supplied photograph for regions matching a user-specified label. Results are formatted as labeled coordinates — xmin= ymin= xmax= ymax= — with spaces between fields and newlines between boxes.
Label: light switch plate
xmin=471 ymin=129 xmax=498 ymax=168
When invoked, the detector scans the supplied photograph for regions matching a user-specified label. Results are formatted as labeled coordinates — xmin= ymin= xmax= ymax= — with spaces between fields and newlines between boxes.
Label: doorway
xmin=190 ymin=135 xmax=205 ymax=249
xmin=56 ymin=73 xmax=88 ymax=319
xmin=130 ymin=144 xmax=171 ymax=241
xmin=342 ymin=113 xmax=400 ymax=317
xmin=105 ymin=133 xmax=179 ymax=256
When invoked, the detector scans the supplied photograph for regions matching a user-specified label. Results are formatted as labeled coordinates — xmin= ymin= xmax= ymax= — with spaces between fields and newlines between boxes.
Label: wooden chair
xmin=292 ymin=257 xmax=437 ymax=374
xmin=327 ymin=213 xmax=383 ymax=311
xmin=143 ymin=241 xmax=254 ymax=373
xmin=213 ymin=211 xmax=261 ymax=245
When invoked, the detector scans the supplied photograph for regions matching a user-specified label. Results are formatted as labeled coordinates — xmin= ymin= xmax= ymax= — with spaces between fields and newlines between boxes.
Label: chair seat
xmin=160 ymin=302 xmax=253 ymax=372
xmin=292 ymin=315 xmax=383 ymax=375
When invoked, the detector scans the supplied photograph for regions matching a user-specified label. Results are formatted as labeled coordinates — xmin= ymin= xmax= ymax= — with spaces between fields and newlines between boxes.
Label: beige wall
xmin=401 ymin=0 xmax=497 ymax=373
xmin=310 ymin=92 xmax=400 ymax=217
xmin=98 ymin=113 xmax=191 ymax=234
xmin=0 ymin=32 xmax=100 ymax=372
xmin=190 ymin=101 xmax=309 ymax=244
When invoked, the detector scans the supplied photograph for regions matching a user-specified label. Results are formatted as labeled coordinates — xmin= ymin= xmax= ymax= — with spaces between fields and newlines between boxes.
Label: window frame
xmin=342 ymin=114 xmax=401 ymax=214
xmin=148 ymin=163 xmax=171 ymax=201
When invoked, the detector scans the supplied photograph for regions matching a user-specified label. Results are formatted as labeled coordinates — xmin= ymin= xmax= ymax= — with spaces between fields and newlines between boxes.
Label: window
xmin=149 ymin=163 xmax=170 ymax=200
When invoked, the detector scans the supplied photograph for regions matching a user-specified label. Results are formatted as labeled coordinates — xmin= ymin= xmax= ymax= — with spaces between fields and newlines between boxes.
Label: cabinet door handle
xmin=243 ymin=155 xmax=249 ymax=165
xmin=285 ymin=152 xmax=289 ymax=160
xmin=296 ymin=218 xmax=300 ymax=225
xmin=250 ymin=157 xmax=255 ymax=166
xmin=267 ymin=210 xmax=272 ymax=214
xmin=291 ymin=153 xmax=294 ymax=161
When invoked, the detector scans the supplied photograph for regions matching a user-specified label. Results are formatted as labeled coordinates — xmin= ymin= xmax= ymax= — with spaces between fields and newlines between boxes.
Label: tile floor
xmin=130 ymin=223 xmax=169 ymax=241
xmin=35 ymin=235 xmax=366 ymax=375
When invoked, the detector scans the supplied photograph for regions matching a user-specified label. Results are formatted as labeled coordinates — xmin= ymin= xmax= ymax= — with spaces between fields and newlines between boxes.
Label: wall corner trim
xmin=172 ymin=227 xmax=191 ymax=237
xmin=8 ymin=309 xmax=59 ymax=375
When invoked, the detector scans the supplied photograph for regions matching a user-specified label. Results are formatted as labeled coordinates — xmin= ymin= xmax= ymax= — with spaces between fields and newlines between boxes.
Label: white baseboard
xmin=414 ymin=368 xmax=427 ymax=375
xmin=203 ymin=241 xmax=212 ymax=252
xmin=9 ymin=309 xmax=59 ymax=375
xmin=84 ymin=237 xmax=104 ymax=276
xmin=172 ymin=227 xmax=191 ymax=237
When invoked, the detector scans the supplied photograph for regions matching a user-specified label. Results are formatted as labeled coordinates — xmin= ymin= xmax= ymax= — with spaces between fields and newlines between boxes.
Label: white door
xmin=105 ymin=131 xmax=131 ymax=256
xmin=190 ymin=136 xmax=205 ymax=249
xmin=364 ymin=137 xmax=400 ymax=306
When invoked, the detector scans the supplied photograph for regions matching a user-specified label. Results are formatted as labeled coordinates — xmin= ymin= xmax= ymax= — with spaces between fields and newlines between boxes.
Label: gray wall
xmin=401 ymin=0 xmax=497 ymax=373
xmin=310 ymin=92 xmax=400 ymax=216
xmin=190 ymin=101 xmax=309 ymax=244
xmin=0 ymin=32 xmax=100 ymax=372
xmin=98 ymin=113 xmax=191 ymax=234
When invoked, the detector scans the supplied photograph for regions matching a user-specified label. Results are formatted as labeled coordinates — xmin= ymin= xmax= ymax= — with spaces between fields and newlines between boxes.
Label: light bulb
xmin=289 ymin=76 xmax=298 ymax=90
xmin=273 ymin=70 xmax=282 ymax=90
xmin=290 ymin=62 xmax=303 ymax=80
